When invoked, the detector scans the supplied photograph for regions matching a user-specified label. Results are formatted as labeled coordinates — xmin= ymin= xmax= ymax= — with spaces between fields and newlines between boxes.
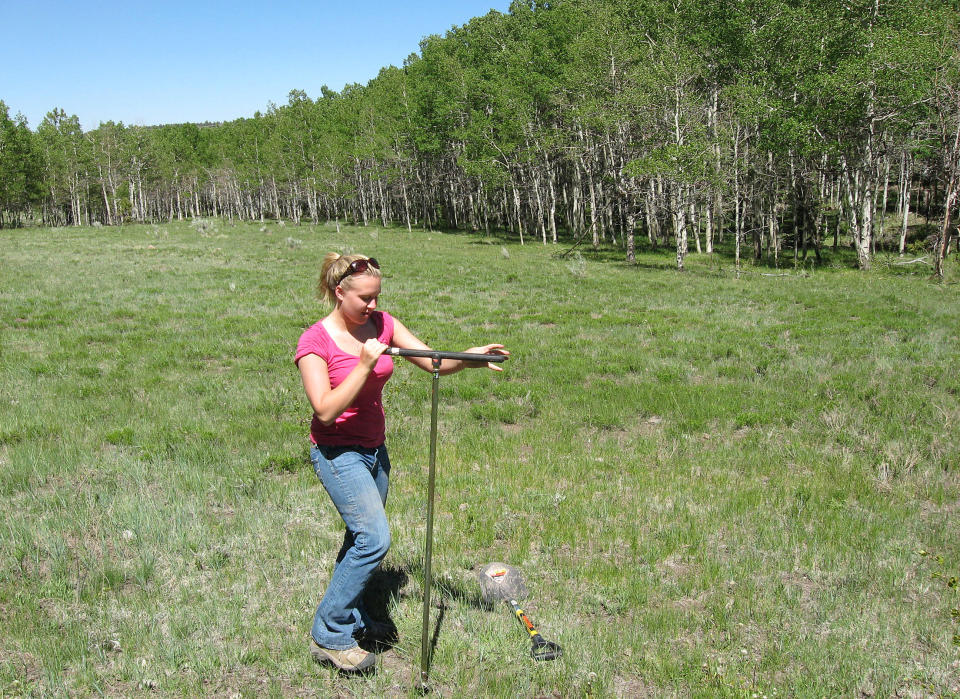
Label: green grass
xmin=1 ymin=220 xmax=959 ymax=697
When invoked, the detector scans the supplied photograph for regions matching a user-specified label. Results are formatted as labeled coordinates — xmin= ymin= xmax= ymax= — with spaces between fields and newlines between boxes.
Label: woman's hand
xmin=463 ymin=344 xmax=509 ymax=371
xmin=359 ymin=338 xmax=389 ymax=369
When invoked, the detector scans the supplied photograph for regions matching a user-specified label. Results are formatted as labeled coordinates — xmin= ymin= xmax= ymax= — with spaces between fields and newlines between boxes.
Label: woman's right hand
xmin=359 ymin=338 xmax=388 ymax=369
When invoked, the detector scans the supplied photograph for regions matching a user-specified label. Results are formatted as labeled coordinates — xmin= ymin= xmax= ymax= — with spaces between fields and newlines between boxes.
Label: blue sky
xmin=2 ymin=1 xmax=513 ymax=131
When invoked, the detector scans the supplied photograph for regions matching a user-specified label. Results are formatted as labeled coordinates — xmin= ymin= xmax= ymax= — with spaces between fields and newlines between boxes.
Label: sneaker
xmin=310 ymin=642 xmax=376 ymax=673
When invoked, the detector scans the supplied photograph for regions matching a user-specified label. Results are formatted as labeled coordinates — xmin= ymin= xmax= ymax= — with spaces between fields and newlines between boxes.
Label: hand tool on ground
xmin=478 ymin=562 xmax=563 ymax=661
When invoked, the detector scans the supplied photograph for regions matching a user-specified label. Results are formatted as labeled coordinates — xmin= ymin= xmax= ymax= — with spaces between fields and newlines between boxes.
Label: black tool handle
xmin=386 ymin=347 xmax=508 ymax=362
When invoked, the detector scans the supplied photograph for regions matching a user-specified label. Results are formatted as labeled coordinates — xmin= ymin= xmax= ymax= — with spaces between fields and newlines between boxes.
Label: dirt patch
xmin=0 ymin=649 xmax=43 ymax=691
xmin=201 ymin=357 xmax=232 ymax=374
xmin=920 ymin=492 xmax=960 ymax=518
xmin=580 ymin=414 xmax=665 ymax=448
xmin=195 ymin=665 xmax=315 ymax=698
xmin=779 ymin=571 xmax=820 ymax=606
xmin=36 ymin=595 xmax=73 ymax=628
xmin=8 ymin=544 xmax=53 ymax=582
xmin=613 ymin=675 xmax=662 ymax=697
xmin=657 ymin=553 xmax=696 ymax=579
xmin=673 ymin=593 xmax=708 ymax=612
xmin=374 ymin=649 xmax=413 ymax=697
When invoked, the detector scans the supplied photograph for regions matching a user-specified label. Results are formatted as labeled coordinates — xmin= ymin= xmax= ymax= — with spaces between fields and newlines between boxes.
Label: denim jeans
xmin=309 ymin=443 xmax=391 ymax=650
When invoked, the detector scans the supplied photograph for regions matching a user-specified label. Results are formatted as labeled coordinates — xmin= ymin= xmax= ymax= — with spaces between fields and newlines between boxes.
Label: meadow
xmin=1 ymin=220 xmax=959 ymax=697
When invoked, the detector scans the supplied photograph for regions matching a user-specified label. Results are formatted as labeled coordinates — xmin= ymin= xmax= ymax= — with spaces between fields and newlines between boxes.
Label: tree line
xmin=2 ymin=0 xmax=959 ymax=274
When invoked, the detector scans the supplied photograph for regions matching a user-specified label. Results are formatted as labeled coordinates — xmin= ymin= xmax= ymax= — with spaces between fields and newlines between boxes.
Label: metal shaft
xmin=386 ymin=347 xmax=508 ymax=363
xmin=419 ymin=359 xmax=441 ymax=686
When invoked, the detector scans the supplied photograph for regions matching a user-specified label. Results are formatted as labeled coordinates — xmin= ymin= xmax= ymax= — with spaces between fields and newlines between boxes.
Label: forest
xmin=2 ymin=0 xmax=959 ymax=274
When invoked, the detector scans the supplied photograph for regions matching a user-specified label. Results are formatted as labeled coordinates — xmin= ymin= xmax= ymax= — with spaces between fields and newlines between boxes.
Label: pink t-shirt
xmin=294 ymin=311 xmax=395 ymax=447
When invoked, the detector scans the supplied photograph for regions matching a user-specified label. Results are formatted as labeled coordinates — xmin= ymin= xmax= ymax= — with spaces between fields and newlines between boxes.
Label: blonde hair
xmin=317 ymin=253 xmax=382 ymax=305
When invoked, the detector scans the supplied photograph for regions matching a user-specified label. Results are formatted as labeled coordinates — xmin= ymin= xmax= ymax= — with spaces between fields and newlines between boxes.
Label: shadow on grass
xmin=355 ymin=561 xmax=492 ymax=651
xmin=365 ymin=558 xmax=499 ymax=648
xmin=357 ymin=565 xmax=408 ymax=653
xmin=452 ymin=221 xmax=939 ymax=274
xmin=378 ymin=559 xmax=499 ymax=677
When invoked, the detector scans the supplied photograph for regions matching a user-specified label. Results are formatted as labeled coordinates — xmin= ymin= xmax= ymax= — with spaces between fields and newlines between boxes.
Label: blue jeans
xmin=309 ymin=443 xmax=391 ymax=650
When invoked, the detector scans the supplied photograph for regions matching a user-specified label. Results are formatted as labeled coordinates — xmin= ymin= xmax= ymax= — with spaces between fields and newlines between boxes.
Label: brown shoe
xmin=311 ymin=642 xmax=376 ymax=673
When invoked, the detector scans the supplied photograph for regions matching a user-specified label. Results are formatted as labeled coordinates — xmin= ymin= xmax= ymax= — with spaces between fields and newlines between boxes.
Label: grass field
xmin=2 ymin=220 xmax=959 ymax=697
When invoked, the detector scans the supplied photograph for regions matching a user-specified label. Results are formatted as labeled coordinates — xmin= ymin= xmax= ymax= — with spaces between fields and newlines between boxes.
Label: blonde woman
xmin=295 ymin=253 xmax=507 ymax=673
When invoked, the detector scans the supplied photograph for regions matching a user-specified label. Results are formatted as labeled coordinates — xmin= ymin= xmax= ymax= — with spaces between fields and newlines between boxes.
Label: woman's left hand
xmin=464 ymin=344 xmax=509 ymax=371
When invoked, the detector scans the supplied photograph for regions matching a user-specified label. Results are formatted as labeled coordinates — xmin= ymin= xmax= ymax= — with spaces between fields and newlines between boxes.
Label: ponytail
xmin=317 ymin=252 xmax=380 ymax=305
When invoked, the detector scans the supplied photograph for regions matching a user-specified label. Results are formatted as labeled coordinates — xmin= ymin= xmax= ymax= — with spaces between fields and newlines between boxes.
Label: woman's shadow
xmin=357 ymin=565 xmax=407 ymax=651
xmin=358 ymin=562 xmax=489 ymax=657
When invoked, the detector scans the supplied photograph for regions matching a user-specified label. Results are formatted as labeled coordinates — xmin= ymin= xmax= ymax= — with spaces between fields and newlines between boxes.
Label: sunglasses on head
xmin=336 ymin=257 xmax=380 ymax=285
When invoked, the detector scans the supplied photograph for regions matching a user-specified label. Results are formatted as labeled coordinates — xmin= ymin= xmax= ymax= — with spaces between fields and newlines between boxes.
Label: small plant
xmin=191 ymin=217 xmax=216 ymax=236
xmin=917 ymin=549 xmax=960 ymax=646
xmin=565 ymin=250 xmax=587 ymax=277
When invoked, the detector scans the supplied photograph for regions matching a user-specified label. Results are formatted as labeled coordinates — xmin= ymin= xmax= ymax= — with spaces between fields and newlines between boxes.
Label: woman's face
xmin=336 ymin=274 xmax=381 ymax=324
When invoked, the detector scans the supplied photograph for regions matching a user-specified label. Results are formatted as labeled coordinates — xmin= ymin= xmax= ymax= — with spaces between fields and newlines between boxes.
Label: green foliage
xmin=627 ymin=140 xmax=720 ymax=187
xmin=2 ymin=0 xmax=959 ymax=280
xmin=0 ymin=101 xmax=44 ymax=225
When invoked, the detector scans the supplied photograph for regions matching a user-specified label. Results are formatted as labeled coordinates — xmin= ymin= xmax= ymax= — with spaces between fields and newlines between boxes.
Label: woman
xmin=295 ymin=252 xmax=507 ymax=673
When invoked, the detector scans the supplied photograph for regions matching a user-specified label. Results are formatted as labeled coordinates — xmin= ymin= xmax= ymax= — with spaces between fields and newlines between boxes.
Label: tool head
xmin=531 ymin=637 xmax=563 ymax=661
xmin=477 ymin=562 xmax=528 ymax=605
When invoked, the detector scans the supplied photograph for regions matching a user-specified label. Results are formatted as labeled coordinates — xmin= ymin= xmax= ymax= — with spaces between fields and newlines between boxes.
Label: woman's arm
xmin=298 ymin=338 xmax=388 ymax=424
xmin=390 ymin=317 xmax=508 ymax=375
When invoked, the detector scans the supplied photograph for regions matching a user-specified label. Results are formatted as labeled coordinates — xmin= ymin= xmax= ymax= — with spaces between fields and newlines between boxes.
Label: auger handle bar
xmin=386 ymin=347 xmax=508 ymax=363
